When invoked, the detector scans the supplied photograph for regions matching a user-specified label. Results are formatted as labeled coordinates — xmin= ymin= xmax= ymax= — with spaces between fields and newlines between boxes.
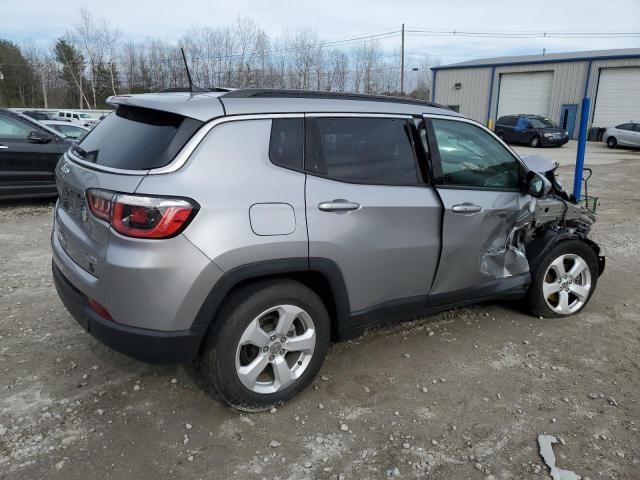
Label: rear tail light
xmin=86 ymin=189 xmax=113 ymax=222
xmin=85 ymin=189 xmax=198 ymax=239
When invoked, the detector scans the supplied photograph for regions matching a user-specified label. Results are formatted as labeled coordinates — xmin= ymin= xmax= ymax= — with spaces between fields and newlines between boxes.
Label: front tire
xmin=606 ymin=136 xmax=617 ymax=149
xmin=526 ymin=240 xmax=599 ymax=318
xmin=200 ymin=280 xmax=330 ymax=411
xmin=530 ymin=135 xmax=541 ymax=148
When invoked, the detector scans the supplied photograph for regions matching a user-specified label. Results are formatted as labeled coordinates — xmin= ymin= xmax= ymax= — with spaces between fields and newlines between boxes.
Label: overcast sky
xmin=2 ymin=0 xmax=639 ymax=65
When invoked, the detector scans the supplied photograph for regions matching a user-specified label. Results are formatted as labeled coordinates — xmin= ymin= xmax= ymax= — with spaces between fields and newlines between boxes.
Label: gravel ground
xmin=1 ymin=151 xmax=639 ymax=479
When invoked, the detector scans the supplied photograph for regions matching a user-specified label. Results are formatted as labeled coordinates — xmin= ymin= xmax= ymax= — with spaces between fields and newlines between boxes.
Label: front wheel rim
xmin=235 ymin=304 xmax=316 ymax=394
xmin=542 ymin=253 xmax=592 ymax=315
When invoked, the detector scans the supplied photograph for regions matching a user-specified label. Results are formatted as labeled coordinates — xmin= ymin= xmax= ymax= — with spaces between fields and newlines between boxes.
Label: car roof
xmin=108 ymin=88 xmax=458 ymax=122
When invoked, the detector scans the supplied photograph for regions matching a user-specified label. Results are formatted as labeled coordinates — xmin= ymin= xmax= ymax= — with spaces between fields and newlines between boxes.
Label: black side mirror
xmin=526 ymin=171 xmax=552 ymax=198
xmin=28 ymin=130 xmax=52 ymax=144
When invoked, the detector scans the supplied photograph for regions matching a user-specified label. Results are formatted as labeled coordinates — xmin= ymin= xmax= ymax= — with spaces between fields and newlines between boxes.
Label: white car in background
xmin=41 ymin=120 xmax=90 ymax=141
xmin=603 ymin=122 xmax=640 ymax=148
xmin=56 ymin=110 xmax=99 ymax=128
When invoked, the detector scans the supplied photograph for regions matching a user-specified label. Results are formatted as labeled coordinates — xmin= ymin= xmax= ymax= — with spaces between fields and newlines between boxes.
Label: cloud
xmin=3 ymin=0 xmax=639 ymax=64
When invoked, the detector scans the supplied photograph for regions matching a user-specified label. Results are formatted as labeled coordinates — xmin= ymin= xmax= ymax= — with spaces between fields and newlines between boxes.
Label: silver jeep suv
xmin=52 ymin=89 xmax=604 ymax=410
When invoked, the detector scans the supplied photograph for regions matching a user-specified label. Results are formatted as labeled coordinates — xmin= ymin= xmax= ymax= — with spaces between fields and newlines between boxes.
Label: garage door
xmin=497 ymin=71 xmax=554 ymax=119
xmin=592 ymin=67 xmax=640 ymax=128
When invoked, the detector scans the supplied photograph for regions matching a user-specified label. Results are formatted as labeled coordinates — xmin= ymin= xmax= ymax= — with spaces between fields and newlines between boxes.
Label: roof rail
xmin=222 ymin=88 xmax=447 ymax=109
xmin=156 ymin=87 xmax=235 ymax=93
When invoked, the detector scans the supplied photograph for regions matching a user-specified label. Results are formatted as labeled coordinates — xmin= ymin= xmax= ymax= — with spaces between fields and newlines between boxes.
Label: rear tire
xmin=526 ymin=240 xmax=599 ymax=318
xmin=530 ymin=135 xmax=541 ymax=148
xmin=200 ymin=280 xmax=330 ymax=411
xmin=496 ymin=131 xmax=505 ymax=141
xmin=606 ymin=136 xmax=617 ymax=149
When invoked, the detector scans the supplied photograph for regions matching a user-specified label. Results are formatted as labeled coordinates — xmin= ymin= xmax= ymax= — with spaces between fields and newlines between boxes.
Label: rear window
xmin=74 ymin=106 xmax=203 ymax=170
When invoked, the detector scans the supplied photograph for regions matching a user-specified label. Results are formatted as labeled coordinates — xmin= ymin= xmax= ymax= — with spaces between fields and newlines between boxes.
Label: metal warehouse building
xmin=431 ymin=48 xmax=640 ymax=138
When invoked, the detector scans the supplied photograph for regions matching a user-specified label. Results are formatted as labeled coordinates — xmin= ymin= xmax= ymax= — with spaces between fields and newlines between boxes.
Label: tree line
xmin=0 ymin=10 xmax=438 ymax=110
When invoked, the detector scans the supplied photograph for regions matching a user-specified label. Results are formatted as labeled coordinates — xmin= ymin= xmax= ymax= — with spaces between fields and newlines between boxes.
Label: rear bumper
xmin=52 ymin=261 xmax=206 ymax=364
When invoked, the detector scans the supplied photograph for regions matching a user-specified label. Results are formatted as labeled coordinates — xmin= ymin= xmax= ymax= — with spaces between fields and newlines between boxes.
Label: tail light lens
xmin=86 ymin=189 xmax=113 ymax=222
xmin=85 ymin=189 xmax=198 ymax=239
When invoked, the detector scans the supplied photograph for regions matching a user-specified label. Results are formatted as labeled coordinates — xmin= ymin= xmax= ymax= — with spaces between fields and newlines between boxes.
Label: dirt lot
xmin=1 ymin=145 xmax=639 ymax=480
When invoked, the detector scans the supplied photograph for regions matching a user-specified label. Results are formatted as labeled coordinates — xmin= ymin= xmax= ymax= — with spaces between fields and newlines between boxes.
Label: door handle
xmin=318 ymin=199 xmax=360 ymax=212
xmin=452 ymin=203 xmax=482 ymax=214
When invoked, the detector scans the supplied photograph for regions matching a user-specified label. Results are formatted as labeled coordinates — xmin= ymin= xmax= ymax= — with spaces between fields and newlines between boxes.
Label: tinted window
xmin=306 ymin=117 xmax=418 ymax=184
xmin=616 ymin=123 xmax=634 ymax=131
xmin=269 ymin=118 xmax=303 ymax=170
xmin=498 ymin=116 xmax=516 ymax=127
xmin=432 ymin=119 xmax=520 ymax=189
xmin=56 ymin=124 xmax=87 ymax=140
xmin=74 ymin=106 xmax=203 ymax=169
xmin=0 ymin=114 xmax=32 ymax=139
xmin=529 ymin=117 xmax=557 ymax=128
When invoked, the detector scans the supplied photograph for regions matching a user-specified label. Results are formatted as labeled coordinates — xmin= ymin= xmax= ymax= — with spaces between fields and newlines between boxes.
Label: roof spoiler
xmin=105 ymin=95 xmax=132 ymax=106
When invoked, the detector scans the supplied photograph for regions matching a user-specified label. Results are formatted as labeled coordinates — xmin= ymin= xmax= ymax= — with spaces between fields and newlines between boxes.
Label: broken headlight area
xmin=481 ymin=155 xmax=599 ymax=280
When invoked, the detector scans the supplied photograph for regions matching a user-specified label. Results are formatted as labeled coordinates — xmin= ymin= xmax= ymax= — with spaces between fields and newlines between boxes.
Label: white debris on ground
xmin=537 ymin=434 xmax=581 ymax=480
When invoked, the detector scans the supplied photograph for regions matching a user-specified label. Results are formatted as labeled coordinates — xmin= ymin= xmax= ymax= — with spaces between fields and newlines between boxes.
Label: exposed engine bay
xmin=481 ymin=154 xmax=603 ymax=280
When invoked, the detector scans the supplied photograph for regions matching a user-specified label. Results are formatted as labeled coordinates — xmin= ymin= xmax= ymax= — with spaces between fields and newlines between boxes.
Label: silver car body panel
xmin=135 ymin=118 xmax=308 ymax=272
xmin=429 ymin=189 xmax=533 ymax=294
xmin=306 ymin=175 xmax=442 ymax=311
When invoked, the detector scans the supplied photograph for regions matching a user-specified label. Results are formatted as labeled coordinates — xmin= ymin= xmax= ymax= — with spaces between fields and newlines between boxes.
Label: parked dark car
xmin=21 ymin=110 xmax=53 ymax=121
xmin=0 ymin=109 xmax=71 ymax=199
xmin=495 ymin=114 xmax=569 ymax=148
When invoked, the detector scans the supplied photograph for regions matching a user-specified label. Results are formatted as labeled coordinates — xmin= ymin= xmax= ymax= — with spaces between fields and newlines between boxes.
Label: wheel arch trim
xmin=192 ymin=257 xmax=351 ymax=335
xmin=526 ymin=229 xmax=604 ymax=277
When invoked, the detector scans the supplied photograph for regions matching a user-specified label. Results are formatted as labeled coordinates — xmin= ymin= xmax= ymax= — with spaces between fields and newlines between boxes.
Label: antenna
xmin=180 ymin=48 xmax=194 ymax=93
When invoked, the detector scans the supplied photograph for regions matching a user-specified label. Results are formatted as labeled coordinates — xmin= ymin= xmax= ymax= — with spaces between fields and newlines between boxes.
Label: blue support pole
xmin=573 ymin=96 xmax=590 ymax=202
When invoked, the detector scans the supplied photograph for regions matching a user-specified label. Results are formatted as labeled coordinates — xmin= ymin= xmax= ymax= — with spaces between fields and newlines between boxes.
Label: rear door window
xmin=74 ymin=105 xmax=203 ymax=170
xmin=306 ymin=117 xmax=419 ymax=184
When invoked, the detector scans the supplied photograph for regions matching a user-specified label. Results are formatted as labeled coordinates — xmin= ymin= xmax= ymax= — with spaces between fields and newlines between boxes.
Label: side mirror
xmin=28 ymin=130 xmax=52 ymax=144
xmin=526 ymin=171 xmax=552 ymax=198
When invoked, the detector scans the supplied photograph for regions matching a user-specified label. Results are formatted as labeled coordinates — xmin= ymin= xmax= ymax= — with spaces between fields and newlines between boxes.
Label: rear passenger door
xmin=304 ymin=114 xmax=442 ymax=321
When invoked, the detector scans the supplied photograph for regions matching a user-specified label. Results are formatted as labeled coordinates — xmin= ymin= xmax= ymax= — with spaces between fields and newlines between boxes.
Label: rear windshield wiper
xmin=72 ymin=143 xmax=87 ymax=158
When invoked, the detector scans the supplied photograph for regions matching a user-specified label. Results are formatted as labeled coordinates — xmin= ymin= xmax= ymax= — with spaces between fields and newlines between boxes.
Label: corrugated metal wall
xmin=432 ymin=67 xmax=492 ymax=121
xmin=434 ymin=56 xmax=640 ymax=139
xmin=488 ymin=62 xmax=588 ymax=134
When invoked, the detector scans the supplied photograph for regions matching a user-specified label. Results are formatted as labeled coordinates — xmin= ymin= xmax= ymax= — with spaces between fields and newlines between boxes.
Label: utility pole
xmin=400 ymin=23 xmax=405 ymax=96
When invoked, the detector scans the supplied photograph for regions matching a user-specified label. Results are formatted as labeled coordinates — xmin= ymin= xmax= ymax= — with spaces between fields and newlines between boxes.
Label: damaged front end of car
xmin=481 ymin=155 xmax=605 ymax=282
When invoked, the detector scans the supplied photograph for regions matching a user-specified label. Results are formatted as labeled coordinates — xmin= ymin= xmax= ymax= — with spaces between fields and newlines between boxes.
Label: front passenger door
xmin=424 ymin=117 xmax=531 ymax=295
xmin=0 ymin=113 xmax=63 ymax=195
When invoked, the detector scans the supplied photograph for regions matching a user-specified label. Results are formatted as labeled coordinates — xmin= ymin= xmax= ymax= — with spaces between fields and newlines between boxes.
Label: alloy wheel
xmin=235 ymin=305 xmax=316 ymax=394
xmin=542 ymin=253 xmax=592 ymax=315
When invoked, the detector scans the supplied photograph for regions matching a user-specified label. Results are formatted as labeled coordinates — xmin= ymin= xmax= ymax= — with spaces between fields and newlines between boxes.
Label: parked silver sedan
xmin=602 ymin=122 xmax=640 ymax=148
